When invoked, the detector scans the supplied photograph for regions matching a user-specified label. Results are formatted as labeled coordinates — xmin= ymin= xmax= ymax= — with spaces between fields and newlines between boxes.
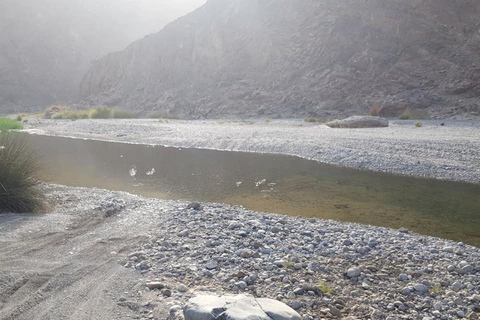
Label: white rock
xmin=183 ymin=295 xmax=301 ymax=320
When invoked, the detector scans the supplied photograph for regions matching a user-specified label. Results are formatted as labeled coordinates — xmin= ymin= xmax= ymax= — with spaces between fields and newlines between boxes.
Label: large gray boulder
xmin=183 ymin=295 xmax=301 ymax=320
xmin=326 ymin=116 xmax=389 ymax=128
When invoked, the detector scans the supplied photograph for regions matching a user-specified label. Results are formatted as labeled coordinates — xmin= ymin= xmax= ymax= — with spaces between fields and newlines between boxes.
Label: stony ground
xmin=130 ymin=200 xmax=480 ymax=320
xmin=24 ymin=118 xmax=480 ymax=183
xmin=1 ymin=186 xmax=479 ymax=320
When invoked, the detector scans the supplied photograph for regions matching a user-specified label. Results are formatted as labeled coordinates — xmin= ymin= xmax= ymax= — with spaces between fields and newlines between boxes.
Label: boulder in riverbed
xmin=326 ymin=116 xmax=389 ymax=128
xmin=183 ymin=294 xmax=301 ymax=320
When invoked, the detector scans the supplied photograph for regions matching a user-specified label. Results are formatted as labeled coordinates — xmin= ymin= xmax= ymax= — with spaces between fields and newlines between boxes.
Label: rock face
xmin=80 ymin=0 xmax=480 ymax=119
xmin=326 ymin=116 xmax=389 ymax=128
xmin=0 ymin=0 xmax=205 ymax=113
xmin=183 ymin=295 xmax=301 ymax=320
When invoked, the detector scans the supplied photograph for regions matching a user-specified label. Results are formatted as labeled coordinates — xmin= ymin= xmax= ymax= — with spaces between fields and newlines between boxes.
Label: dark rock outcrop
xmin=80 ymin=0 xmax=480 ymax=119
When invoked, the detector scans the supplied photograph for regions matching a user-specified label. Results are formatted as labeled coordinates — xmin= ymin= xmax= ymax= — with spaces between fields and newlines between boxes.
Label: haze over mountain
xmin=80 ymin=0 xmax=480 ymax=119
xmin=0 ymin=0 xmax=206 ymax=113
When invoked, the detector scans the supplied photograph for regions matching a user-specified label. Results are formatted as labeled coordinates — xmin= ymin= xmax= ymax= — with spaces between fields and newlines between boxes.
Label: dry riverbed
xmin=24 ymin=118 xmax=480 ymax=184
xmin=1 ymin=185 xmax=479 ymax=320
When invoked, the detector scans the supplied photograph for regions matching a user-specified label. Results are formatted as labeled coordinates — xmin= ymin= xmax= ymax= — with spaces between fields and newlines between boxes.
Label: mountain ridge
xmin=79 ymin=0 xmax=480 ymax=119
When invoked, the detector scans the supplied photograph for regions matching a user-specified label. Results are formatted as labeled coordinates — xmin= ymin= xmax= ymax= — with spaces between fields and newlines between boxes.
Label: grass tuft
xmin=429 ymin=283 xmax=443 ymax=295
xmin=16 ymin=115 xmax=23 ymax=122
xmin=0 ymin=118 xmax=23 ymax=131
xmin=0 ymin=133 xmax=45 ymax=213
xmin=317 ymin=281 xmax=334 ymax=294
xmin=415 ymin=121 xmax=423 ymax=127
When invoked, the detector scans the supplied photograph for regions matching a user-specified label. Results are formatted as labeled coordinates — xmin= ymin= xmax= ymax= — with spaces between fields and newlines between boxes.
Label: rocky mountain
xmin=80 ymin=0 xmax=480 ymax=119
xmin=0 ymin=0 xmax=205 ymax=113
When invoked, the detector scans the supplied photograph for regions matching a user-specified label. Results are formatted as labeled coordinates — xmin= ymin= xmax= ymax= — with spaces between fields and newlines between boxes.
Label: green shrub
xmin=89 ymin=106 xmax=112 ymax=119
xmin=399 ymin=108 xmax=428 ymax=120
xmin=44 ymin=105 xmax=69 ymax=119
xmin=415 ymin=121 xmax=423 ymax=127
xmin=0 ymin=133 xmax=45 ymax=213
xmin=111 ymin=109 xmax=138 ymax=119
xmin=16 ymin=115 xmax=23 ymax=122
xmin=51 ymin=110 xmax=89 ymax=120
xmin=398 ymin=108 xmax=413 ymax=120
xmin=0 ymin=118 xmax=23 ymax=131
xmin=317 ymin=281 xmax=334 ymax=294
xmin=148 ymin=112 xmax=180 ymax=120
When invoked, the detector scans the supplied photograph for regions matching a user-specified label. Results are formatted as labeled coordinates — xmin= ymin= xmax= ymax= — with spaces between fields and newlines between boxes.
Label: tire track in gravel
xmin=0 ymin=187 xmax=160 ymax=320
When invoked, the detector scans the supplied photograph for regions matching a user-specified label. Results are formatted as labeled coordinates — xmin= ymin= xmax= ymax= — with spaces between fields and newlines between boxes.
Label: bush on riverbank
xmin=0 ymin=133 xmax=44 ymax=213
xmin=48 ymin=106 xmax=138 ymax=120
xmin=399 ymin=108 xmax=428 ymax=120
xmin=304 ymin=117 xmax=325 ymax=123
xmin=0 ymin=118 xmax=23 ymax=131
xmin=89 ymin=107 xmax=112 ymax=119
xmin=44 ymin=105 xmax=69 ymax=119
xmin=52 ymin=110 xmax=90 ymax=120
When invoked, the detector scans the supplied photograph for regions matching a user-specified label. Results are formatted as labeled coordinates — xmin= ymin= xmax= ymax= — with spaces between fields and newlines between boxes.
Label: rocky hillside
xmin=80 ymin=0 xmax=480 ymax=119
xmin=0 ymin=0 xmax=205 ymax=113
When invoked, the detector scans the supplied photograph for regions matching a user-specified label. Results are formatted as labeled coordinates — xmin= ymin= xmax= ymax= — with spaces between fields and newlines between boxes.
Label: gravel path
xmin=3 ymin=185 xmax=478 ymax=319
xmin=25 ymin=118 xmax=480 ymax=184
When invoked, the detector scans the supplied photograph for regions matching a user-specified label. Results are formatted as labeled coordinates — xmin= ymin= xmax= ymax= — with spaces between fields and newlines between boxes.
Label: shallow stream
xmin=25 ymin=133 xmax=480 ymax=247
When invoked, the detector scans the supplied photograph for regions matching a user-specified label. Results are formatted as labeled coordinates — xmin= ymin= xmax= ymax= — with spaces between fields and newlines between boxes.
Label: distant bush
xmin=89 ymin=106 xmax=112 ymax=119
xmin=398 ymin=108 xmax=413 ymax=120
xmin=415 ymin=121 xmax=423 ymax=127
xmin=49 ymin=107 xmax=138 ymax=120
xmin=44 ymin=105 xmax=69 ymax=119
xmin=52 ymin=110 xmax=90 ymax=120
xmin=304 ymin=117 xmax=325 ymax=123
xmin=0 ymin=133 xmax=45 ymax=213
xmin=111 ymin=109 xmax=138 ymax=119
xmin=0 ymin=118 xmax=23 ymax=131
xmin=148 ymin=112 xmax=180 ymax=120
xmin=369 ymin=106 xmax=381 ymax=116
xmin=399 ymin=108 xmax=428 ymax=120
xmin=16 ymin=115 xmax=23 ymax=122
